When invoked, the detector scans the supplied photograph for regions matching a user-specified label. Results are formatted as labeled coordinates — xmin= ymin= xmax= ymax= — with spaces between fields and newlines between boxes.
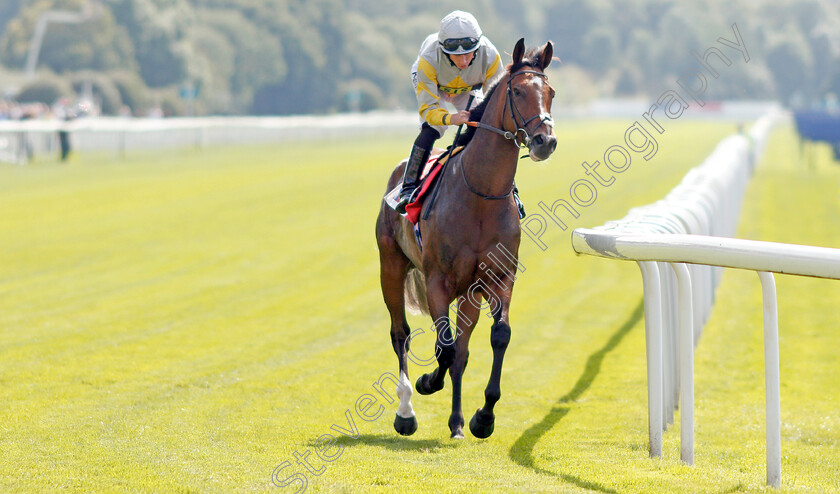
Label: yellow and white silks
xmin=411 ymin=33 xmax=502 ymax=136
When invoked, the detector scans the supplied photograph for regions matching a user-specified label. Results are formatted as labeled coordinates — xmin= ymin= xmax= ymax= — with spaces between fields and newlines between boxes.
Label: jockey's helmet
xmin=438 ymin=11 xmax=482 ymax=55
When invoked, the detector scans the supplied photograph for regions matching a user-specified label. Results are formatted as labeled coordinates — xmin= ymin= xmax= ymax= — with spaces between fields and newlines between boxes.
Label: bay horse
xmin=375 ymin=39 xmax=556 ymax=439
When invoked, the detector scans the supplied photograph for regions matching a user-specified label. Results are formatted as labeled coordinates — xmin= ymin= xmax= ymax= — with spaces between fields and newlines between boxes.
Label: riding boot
xmin=396 ymin=144 xmax=431 ymax=214
xmin=512 ymin=183 xmax=526 ymax=219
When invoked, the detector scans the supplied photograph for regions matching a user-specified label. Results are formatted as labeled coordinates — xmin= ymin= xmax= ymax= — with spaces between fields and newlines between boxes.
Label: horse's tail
xmin=404 ymin=267 xmax=429 ymax=316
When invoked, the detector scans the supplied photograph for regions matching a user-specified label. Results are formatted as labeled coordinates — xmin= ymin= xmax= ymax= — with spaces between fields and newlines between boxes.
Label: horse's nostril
xmin=533 ymin=134 xmax=545 ymax=146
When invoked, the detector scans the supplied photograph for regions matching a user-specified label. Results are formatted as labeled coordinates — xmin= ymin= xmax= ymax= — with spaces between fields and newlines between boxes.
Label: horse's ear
xmin=512 ymin=38 xmax=525 ymax=66
xmin=540 ymin=41 xmax=554 ymax=70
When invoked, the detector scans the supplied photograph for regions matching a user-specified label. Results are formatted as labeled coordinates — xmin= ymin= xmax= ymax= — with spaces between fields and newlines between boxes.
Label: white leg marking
xmin=396 ymin=371 xmax=415 ymax=418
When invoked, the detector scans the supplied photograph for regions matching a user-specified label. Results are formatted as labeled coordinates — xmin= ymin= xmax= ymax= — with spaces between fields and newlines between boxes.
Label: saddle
xmin=384 ymin=146 xmax=465 ymax=225
xmin=403 ymin=146 xmax=464 ymax=224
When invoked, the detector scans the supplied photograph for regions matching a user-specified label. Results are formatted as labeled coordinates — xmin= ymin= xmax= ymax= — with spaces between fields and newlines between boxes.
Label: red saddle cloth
xmin=405 ymin=146 xmax=463 ymax=224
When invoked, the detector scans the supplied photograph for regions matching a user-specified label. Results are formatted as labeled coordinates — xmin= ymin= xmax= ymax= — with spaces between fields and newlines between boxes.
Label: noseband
xmin=466 ymin=69 xmax=554 ymax=150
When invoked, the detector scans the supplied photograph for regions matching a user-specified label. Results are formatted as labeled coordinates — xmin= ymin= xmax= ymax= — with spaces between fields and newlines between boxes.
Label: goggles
xmin=440 ymin=37 xmax=480 ymax=53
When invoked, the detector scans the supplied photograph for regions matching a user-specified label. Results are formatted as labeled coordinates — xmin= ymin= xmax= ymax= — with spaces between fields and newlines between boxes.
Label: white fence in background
xmin=0 ymin=101 xmax=781 ymax=165
xmin=569 ymin=110 xmax=810 ymax=488
xmin=0 ymin=112 xmax=420 ymax=164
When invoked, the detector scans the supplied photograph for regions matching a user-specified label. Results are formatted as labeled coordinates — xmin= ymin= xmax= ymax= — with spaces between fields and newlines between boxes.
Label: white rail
xmin=0 ymin=113 xmax=419 ymax=164
xmin=572 ymin=230 xmax=840 ymax=488
xmin=573 ymin=232 xmax=840 ymax=278
xmin=569 ymin=110 xmax=798 ymax=488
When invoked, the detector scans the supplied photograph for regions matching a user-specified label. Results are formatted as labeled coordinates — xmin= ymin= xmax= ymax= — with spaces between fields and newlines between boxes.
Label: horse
xmin=375 ymin=38 xmax=556 ymax=439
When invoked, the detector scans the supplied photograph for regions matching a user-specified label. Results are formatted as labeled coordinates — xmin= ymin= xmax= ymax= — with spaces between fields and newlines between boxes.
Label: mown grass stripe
xmin=2 ymin=122 xmax=838 ymax=492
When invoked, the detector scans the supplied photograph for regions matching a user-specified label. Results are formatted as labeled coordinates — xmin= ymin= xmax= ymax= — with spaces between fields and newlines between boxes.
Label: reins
xmin=460 ymin=68 xmax=553 ymax=200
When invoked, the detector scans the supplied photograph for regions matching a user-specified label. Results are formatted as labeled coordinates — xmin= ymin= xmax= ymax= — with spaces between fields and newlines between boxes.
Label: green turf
xmin=1 ymin=119 xmax=837 ymax=493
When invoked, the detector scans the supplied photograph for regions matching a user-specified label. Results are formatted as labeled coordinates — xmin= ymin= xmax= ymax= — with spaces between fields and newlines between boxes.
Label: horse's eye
xmin=513 ymin=87 xmax=523 ymax=97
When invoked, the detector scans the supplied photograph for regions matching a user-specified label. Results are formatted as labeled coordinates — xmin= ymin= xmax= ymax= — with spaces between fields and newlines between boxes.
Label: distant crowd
xmin=0 ymin=100 xmax=53 ymax=120
xmin=0 ymin=98 xmax=161 ymax=121
xmin=0 ymin=98 xmax=97 ymax=121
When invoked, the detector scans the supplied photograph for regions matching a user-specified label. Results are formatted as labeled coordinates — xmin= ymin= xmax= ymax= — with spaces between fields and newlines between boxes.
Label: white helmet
xmin=438 ymin=11 xmax=482 ymax=55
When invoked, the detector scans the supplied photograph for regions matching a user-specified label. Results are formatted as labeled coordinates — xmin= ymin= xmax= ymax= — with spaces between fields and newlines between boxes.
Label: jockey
xmin=395 ymin=10 xmax=502 ymax=213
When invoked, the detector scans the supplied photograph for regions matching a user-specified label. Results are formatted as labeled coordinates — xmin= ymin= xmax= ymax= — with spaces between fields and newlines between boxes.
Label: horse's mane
xmin=453 ymin=47 xmax=546 ymax=148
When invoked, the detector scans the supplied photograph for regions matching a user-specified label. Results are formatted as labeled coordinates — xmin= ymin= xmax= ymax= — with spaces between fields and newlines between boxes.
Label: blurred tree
xmin=110 ymin=70 xmax=151 ymax=115
xmin=38 ymin=9 xmax=135 ymax=73
xmin=187 ymin=22 xmax=234 ymax=112
xmin=653 ymin=6 xmax=707 ymax=78
xmin=0 ymin=1 xmax=23 ymax=38
xmin=3 ymin=0 xmax=840 ymax=114
xmin=490 ymin=0 xmax=529 ymax=38
xmin=542 ymin=0 xmax=606 ymax=66
xmin=339 ymin=78 xmax=385 ymax=112
xmin=196 ymin=8 xmax=285 ymax=113
xmin=251 ymin=0 xmax=345 ymax=114
xmin=151 ymin=87 xmax=185 ymax=117
xmin=0 ymin=0 xmax=134 ymax=74
xmin=626 ymin=29 xmax=657 ymax=91
xmin=341 ymin=13 xmax=403 ymax=108
xmin=16 ymin=75 xmax=74 ymax=104
xmin=0 ymin=0 xmax=63 ymax=69
xmin=708 ymin=60 xmax=776 ymax=101
xmin=790 ymin=0 xmax=823 ymax=35
xmin=109 ymin=0 xmax=189 ymax=87
xmin=582 ymin=26 xmax=618 ymax=76
xmin=614 ymin=63 xmax=643 ymax=96
xmin=766 ymin=27 xmax=815 ymax=105
xmin=69 ymin=70 xmax=123 ymax=114
xmin=808 ymin=25 xmax=840 ymax=95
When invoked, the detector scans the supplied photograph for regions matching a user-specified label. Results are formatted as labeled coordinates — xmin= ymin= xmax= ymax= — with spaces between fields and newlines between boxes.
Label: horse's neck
xmin=461 ymin=85 xmax=519 ymax=196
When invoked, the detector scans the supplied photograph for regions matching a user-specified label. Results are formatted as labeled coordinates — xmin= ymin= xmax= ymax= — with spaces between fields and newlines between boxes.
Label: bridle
xmin=461 ymin=69 xmax=554 ymax=200
xmin=465 ymin=69 xmax=554 ymax=150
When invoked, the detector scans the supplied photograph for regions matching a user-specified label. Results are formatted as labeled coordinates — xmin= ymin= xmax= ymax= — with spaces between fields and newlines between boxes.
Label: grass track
xmin=1 ymin=119 xmax=838 ymax=493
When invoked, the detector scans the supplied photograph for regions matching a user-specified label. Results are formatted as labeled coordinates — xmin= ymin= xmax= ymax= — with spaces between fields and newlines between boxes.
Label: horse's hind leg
xmin=414 ymin=274 xmax=455 ymax=397
xmin=470 ymin=283 xmax=513 ymax=439
xmin=377 ymin=232 xmax=417 ymax=436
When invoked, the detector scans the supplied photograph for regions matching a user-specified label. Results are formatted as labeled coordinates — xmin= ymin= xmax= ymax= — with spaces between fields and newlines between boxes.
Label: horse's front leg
xmin=446 ymin=295 xmax=479 ymax=438
xmin=470 ymin=281 xmax=513 ymax=439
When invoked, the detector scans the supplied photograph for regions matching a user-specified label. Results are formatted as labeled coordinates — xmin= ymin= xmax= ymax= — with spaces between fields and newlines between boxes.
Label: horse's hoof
xmin=394 ymin=414 xmax=418 ymax=436
xmin=415 ymin=373 xmax=444 ymax=395
xmin=450 ymin=428 xmax=465 ymax=440
xmin=469 ymin=408 xmax=495 ymax=439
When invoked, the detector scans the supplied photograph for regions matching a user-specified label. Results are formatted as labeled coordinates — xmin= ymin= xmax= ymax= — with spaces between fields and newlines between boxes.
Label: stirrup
xmin=383 ymin=184 xmax=402 ymax=212
xmin=513 ymin=189 xmax=526 ymax=219
xmin=395 ymin=196 xmax=409 ymax=214
xmin=395 ymin=186 xmax=418 ymax=214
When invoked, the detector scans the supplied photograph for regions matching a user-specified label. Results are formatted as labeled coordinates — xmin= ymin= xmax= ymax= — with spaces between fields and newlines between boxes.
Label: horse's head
xmin=505 ymin=38 xmax=557 ymax=161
